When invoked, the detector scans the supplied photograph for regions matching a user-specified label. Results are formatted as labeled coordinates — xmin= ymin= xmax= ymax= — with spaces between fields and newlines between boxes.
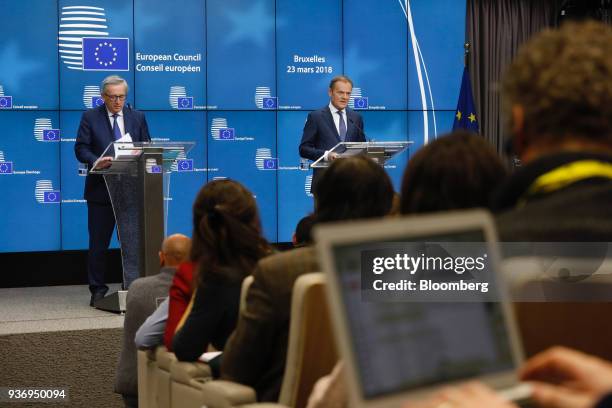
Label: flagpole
xmin=464 ymin=42 xmax=470 ymax=67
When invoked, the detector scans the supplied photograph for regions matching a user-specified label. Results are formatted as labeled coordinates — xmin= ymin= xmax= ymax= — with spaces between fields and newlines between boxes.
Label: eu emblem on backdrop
xmin=452 ymin=67 xmax=479 ymax=132
xmin=177 ymin=159 xmax=193 ymax=172
xmin=43 ymin=129 xmax=61 ymax=142
xmin=262 ymin=97 xmax=277 ymax=109
xmin=82 ymin=38 xmax=129 ymax=71
xmin=263 ymin=158 xmax=278 ymax=170
xmin=219 ymin=128 xmax=235 ymax=140
xmin=43 ymin=191 xmax=61 ymax=203
xmin=177 ymin=97 xmax=194 ymax=110
xmin=0 ymin=162 xmax=13 ymax=174
xmin=92 ymin=96 xmax=105 ymax=107
xmin=353 ymin=97 xmax=369 ymax=110
xmin=0 ymin=96 xmax=12 ymax=109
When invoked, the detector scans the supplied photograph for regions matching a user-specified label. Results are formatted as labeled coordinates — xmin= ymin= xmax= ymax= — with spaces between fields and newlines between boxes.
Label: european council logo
xmin=34 ymin=118 xmax=60 ymax=142
xmin=349 ymin=88 xmax=368 ymax=109
xmin=255 ymin=148 xmax=277 ymax=170
xmin=0 ymin=86 xmax=12 ymax=109
xmin=211 ymin=118 xmax=234 ymax=141
xmin=82 ymin=38 xmax=129 ymax=71
xmin=35 ymin=180 xmax=60 ymax=204
xmin=255 ymin=87 xmax=276 ymax=109
xmin=305 ymin=175 xmax=313 ymax=197
xmin=83 ymin=85 xmax=103 ymax=108
xmin=0 ymin=151 xmax=13 ymax=175
xmin=59 ymin=6 xmax=110 ymax=70
xmin=169 ymin=86 xmax=194 ymax=109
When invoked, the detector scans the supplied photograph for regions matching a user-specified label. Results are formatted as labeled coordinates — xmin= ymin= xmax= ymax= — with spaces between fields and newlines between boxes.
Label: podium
xmin=310 ymin=141 xmax=412 ymax=168
xmin=89 ymin=141 xmax=194 ymax=312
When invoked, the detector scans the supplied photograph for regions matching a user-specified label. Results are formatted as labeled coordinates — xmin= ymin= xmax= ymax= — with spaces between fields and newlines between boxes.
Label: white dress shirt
xmin=325 ymin=102 xmax=346 ymax=160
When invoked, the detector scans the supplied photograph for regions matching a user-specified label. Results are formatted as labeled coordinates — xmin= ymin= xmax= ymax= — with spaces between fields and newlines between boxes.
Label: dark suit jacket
xmin=220 ymin=246 xmax=320 ymax=402
xmin=299 ymin=105 xmax=366 ymax=162
xmin=75 ymin=104 xmax=151 ymax=203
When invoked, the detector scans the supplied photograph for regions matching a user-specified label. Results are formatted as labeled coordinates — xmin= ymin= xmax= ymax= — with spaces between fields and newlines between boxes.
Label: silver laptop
xmin=314 ymin=209 xmax=531 ymax=407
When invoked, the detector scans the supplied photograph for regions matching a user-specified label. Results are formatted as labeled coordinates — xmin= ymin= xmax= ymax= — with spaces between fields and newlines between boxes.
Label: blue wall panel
xmin=0 ymin=0 xmax=466 ymax=252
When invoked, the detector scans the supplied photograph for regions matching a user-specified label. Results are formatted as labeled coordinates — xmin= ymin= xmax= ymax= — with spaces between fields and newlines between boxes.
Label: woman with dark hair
xmin=400 ymin=131 xmax=507 ymax=214
xmin=172 ymin=179 xmax=271 ymax=364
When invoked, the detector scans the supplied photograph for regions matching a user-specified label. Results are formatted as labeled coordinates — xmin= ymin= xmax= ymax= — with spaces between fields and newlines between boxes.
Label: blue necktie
xmin=337 ymin=110 xmax=347 ymax=141
xmin=112 ymin=113 xmax=122 ymax=140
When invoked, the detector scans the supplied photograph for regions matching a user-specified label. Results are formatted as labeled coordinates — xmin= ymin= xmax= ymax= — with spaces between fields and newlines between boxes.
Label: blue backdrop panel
xmin=407 ymin=0 xmax=466 ymax=111
xmin=276 ymin=0 xmax=342 ymax=111
xmin=277 ymin=111 xmax=313 ymax=242
xmin=344 ymin=0 xmax=408 ymax=110
xmin=134 ymin=0 xmax=206 ymax=110
xmin=207 ymin=0 xmax=276 ymax=110
xmin=61 ymin=111 xmax=92 ymax=250
xmin=0 ymin=1 xmax=59 ymax=110
xmin=408 ymin=110 xmax=457 ymax=157
xmin=0 ymin=112 xmax=61 ymax=252
xmin=0 ymin=1 xmax=468 ymax=252
xmin=206 ymin=111 xmax=277 ymax=242
xmin=59 ymin=0 xmax=135 ymax=110
xmin=145 ymin=111 xmax=207 ymax=237
xmin=360 ymin=111 xmax=409 ymax=191
xmin=58 ymin=111 xmax=120 ymax=250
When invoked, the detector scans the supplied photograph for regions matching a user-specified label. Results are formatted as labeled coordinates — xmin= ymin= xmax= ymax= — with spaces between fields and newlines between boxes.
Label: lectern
xmin=310 ymin=141 xmax=412 ymax=168
xmin=89 ymin=141 xmax=194 ymax=312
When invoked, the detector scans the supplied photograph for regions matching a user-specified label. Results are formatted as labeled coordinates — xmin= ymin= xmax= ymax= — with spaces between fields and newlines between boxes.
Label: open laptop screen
xmin=331 ymin=230 xmax=514 ymax=400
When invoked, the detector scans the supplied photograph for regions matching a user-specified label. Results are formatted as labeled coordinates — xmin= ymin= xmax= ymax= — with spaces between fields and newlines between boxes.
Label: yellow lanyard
xmin=526 ymin=160 xmax=612 ymax=197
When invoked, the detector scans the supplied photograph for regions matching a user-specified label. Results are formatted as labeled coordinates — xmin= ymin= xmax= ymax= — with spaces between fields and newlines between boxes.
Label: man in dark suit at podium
xmin=299 ymin=75 xmax=366 ymax=191
xmin=75 ymin=75 xmax=151 ymax=306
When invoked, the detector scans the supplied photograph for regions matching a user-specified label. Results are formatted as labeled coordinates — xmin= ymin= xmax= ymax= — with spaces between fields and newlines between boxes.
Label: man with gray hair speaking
xmin=75 ymin=75 xmax=151 ymax=306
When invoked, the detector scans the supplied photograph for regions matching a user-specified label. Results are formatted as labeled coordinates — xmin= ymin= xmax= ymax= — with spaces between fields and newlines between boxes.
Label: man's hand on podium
xmin=93 ymin=156 xmax=113 ymax=170
xmin=329 ymin=152 xmax=340 ymax=161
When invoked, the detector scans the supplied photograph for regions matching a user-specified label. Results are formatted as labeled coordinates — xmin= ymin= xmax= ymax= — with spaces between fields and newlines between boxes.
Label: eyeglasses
xmin=104 ymin=94 xmax=126 ymax=102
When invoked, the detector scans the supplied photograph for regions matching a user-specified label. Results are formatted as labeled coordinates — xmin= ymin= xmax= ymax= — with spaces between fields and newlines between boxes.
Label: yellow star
xmin=456 ymin=111 xmax=462 ymax=121
xmin=468 ymin=113 xmax=476 ymax=123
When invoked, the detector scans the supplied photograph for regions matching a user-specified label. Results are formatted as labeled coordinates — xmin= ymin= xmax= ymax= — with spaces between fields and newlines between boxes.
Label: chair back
xmin=502 ymin=255 xmax=612 ymax=360
xmin=278 ymin=273 xmax=338 ymax=408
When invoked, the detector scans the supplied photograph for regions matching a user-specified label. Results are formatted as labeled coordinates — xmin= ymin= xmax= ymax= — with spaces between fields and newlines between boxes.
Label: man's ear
xmin=327 ymin=87 xmax=333 ymax=99
xmin=511 ymin=105 xmax=528 ymax=157
xmin=159 ymin=251 xmax=164 ymax=267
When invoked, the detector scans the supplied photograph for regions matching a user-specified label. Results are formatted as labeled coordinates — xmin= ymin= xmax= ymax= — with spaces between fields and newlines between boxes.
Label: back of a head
xmin=161 ymin=234 xmax=191 ymax=267
xmin=191 ymin=179 xmax=269 ymax=284
xmin=400 ymin=131 xmax=507 ymax=214
xmin=502 ymin=21 xmax=612 ymax=150
xmin=314 ymin=155 xmax=394 ymax=223
xmin=293 ymin=213 xmax=316 ymax=247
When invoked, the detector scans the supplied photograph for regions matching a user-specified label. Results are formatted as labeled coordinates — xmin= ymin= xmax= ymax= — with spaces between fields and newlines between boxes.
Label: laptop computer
xmin=314 ymin=209 xmax=531 ymax=407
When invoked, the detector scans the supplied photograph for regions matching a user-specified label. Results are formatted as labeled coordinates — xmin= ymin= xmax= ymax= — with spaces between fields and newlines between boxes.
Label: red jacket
xmin=163 ymin=262 xmax=195 ymax=350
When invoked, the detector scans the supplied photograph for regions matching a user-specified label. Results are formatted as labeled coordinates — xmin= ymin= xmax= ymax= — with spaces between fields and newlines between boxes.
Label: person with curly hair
xmin=492 ymin=20 xmax=612 ymax=242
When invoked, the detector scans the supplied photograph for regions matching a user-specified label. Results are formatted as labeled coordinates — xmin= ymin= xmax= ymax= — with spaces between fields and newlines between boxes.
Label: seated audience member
xmin=492 ymin=21 xmax=612 ymax=241
xmin=292 ymin=213 xmax=316 ymax=247
xmin=163 ymin=261 xmax=195 ymax=351
xmin=221 ymin=155 xmax=395 ymax=402
xmin=172 ymin=180 xmax=272 ymax=364
xmin=306 ymin=133 xmax=508 ymax=408
xmin=402 ymin=346 xmax=612 ymax=408
xmin=400 ymin=130 xmax=507 ymax=214
xmin=134 ymin=297 xmax=169 ymax=349
xmin=114 ymin=234 xmax=191 ymax=408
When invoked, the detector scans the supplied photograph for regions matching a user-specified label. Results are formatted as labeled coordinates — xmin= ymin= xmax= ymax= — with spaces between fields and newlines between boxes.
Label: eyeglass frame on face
xmin=104 ymin=93 xmax=126 ymax=102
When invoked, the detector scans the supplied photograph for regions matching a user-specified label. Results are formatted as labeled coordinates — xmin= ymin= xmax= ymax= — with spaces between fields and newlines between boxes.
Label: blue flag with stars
xmin=452 ymin=67 xmax=479 ymax=132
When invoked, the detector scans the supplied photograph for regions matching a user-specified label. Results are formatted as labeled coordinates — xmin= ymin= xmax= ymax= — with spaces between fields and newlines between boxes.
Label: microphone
xmin=348 ymin=117 xmax=369 ymax=142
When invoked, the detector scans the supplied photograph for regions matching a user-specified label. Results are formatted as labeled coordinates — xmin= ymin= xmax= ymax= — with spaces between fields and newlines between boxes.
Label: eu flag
xmin=452 ymin=67 xmax=479 ymax=132
xmin=82 ymin=37 xmax=129 ymax=71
